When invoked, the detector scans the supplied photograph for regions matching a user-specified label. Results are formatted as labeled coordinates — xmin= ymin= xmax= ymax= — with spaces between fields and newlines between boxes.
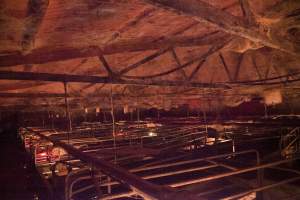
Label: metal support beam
xmin=233 ymin=53 xmax=244 ymax=81
xmin=64 ymin=82 xmax=72 ymax=132
xmin=0 ymin=71 xmax=230 ymax=89
xmin=123 ymin=36 xmax=233 ymax=80
xmin=98 ymin=55 xmax=116 ymax=78
xmin=170 ymin=48 xmax=188 ymax=80
xmin=119 ymin=47 xmax=170 ymax=75
xmin=105 ymin=7 xmax=156 ymax=44
xmin=219 ymin=53 xmax=233 ymax=81
xmin=0 ymin=33 xmax=228 ymax=67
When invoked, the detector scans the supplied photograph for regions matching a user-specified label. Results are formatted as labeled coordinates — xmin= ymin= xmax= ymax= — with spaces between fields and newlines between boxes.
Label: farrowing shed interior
xmin=0 ymin=0 xmax=300 ymax=200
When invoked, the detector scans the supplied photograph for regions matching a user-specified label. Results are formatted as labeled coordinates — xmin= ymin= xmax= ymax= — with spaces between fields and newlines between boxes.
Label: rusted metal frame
xmin=188 ymin=59 xmax=206 ymax=82
xmin=169 ymin=156 xmax=299 ymax=188
xmin=144 ymin=0 xmax=297 ymax=55
xmin=0 ymin=70 xmax=230 ymax=89
xmin=233 ymin=53 xmax=244 ymax=81
xmin=82 ymin=129 xmax=205 ymax=153
xmin=94 ymin=149 xmax=261 ymax=189
xmin=98 ymin=55 xmax=116 ymax=78
xmin=91 ymin=166 xmax=103 ymax=199
xmin=219 ymin=53 xmax=233 ymax=81
xmin=187 ymin=37 xmax=232 ymax=81
xmin=150 ymin=132 xmax=206 ymax=149
xmin=123 ymin=36 xmax=233 ymax=80
xmin=1 ymin=34 xmax=226 ymax=67
xmin=222 ymin=70 xmax=300 ymax=85
xmin=141 ymin=131 xmax=206 ymax=148
xmin=118 ymin=21 xmax=200 ymax=76
xmin=66 ymin=167 xmax=104 ymax=200
xmin=28 ymin=128 xmax=202 ymax=200
xmin=105 ymin=7 xmax=156 ymax=44
xmin=65 ymin=166 xmax=91 ymax=200
xmin=100 ymin=164 xmax=219 ymax=188
xmin=170 ymin=48 xmax=188 ymax=80
xmin=205 ymin=159 xmax=237 ymax=171
xmin=251 ymin=53 xmax=263 ymax=80
xmin=272 ymin=64 xmax=289 ymax=87
xmin=239 ymin=0 xmax=256 ymax=26
xmin=119 ymin=30 xmax=219 ymax=75
xmin=119 ymin=47 xmax=170 ymax=75
xmin=136 ymin=149 xmax=259 ymax=173
xmin=69 ymin=174 xmax=105 ymax=199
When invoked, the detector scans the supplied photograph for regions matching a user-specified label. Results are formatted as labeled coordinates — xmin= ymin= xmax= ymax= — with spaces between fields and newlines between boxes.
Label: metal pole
xmin=64 ymin=82 xmax=72 ymax=144
xmin=110 ymin=86 xmax=117 ymax=164
xmin=51 ymin=112 xmax=54 ymax=129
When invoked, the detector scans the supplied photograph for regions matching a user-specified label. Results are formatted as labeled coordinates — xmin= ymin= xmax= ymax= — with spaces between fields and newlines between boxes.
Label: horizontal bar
xmin=0 ymin=32 xmax=228 ymax=67
xmin=170 ymin=157 xmax=299 ymax=187
xmin=0 ymin=71 xmax=230 ymax=89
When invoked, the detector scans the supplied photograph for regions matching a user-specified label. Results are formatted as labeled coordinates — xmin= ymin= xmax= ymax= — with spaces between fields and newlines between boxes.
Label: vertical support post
xmin=264 ymin=103 xmax=268 ymax=118
xmin=202 ymin=109 xmax=208 ymax=146
xmin=91 ymin=165 xmax=102 ymax=199
xmin=110 ymin=86 xmax=117 ymax=163
xmin=109 ymin=86 xmax=116 ymax=194
xmin=51 ymin=112 xmax=54 ymax=129
xmin=256 ymin=157 xmax=264 ymax=200
xmin=232 ymin=135 xmax=236 ymax=155
xmin=64 ymin=82 xmax=72 ymax=143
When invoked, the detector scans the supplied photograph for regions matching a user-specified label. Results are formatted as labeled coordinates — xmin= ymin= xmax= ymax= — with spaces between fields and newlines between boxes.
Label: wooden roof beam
xmin=145 ymin=0 xmax=297 ymax=55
